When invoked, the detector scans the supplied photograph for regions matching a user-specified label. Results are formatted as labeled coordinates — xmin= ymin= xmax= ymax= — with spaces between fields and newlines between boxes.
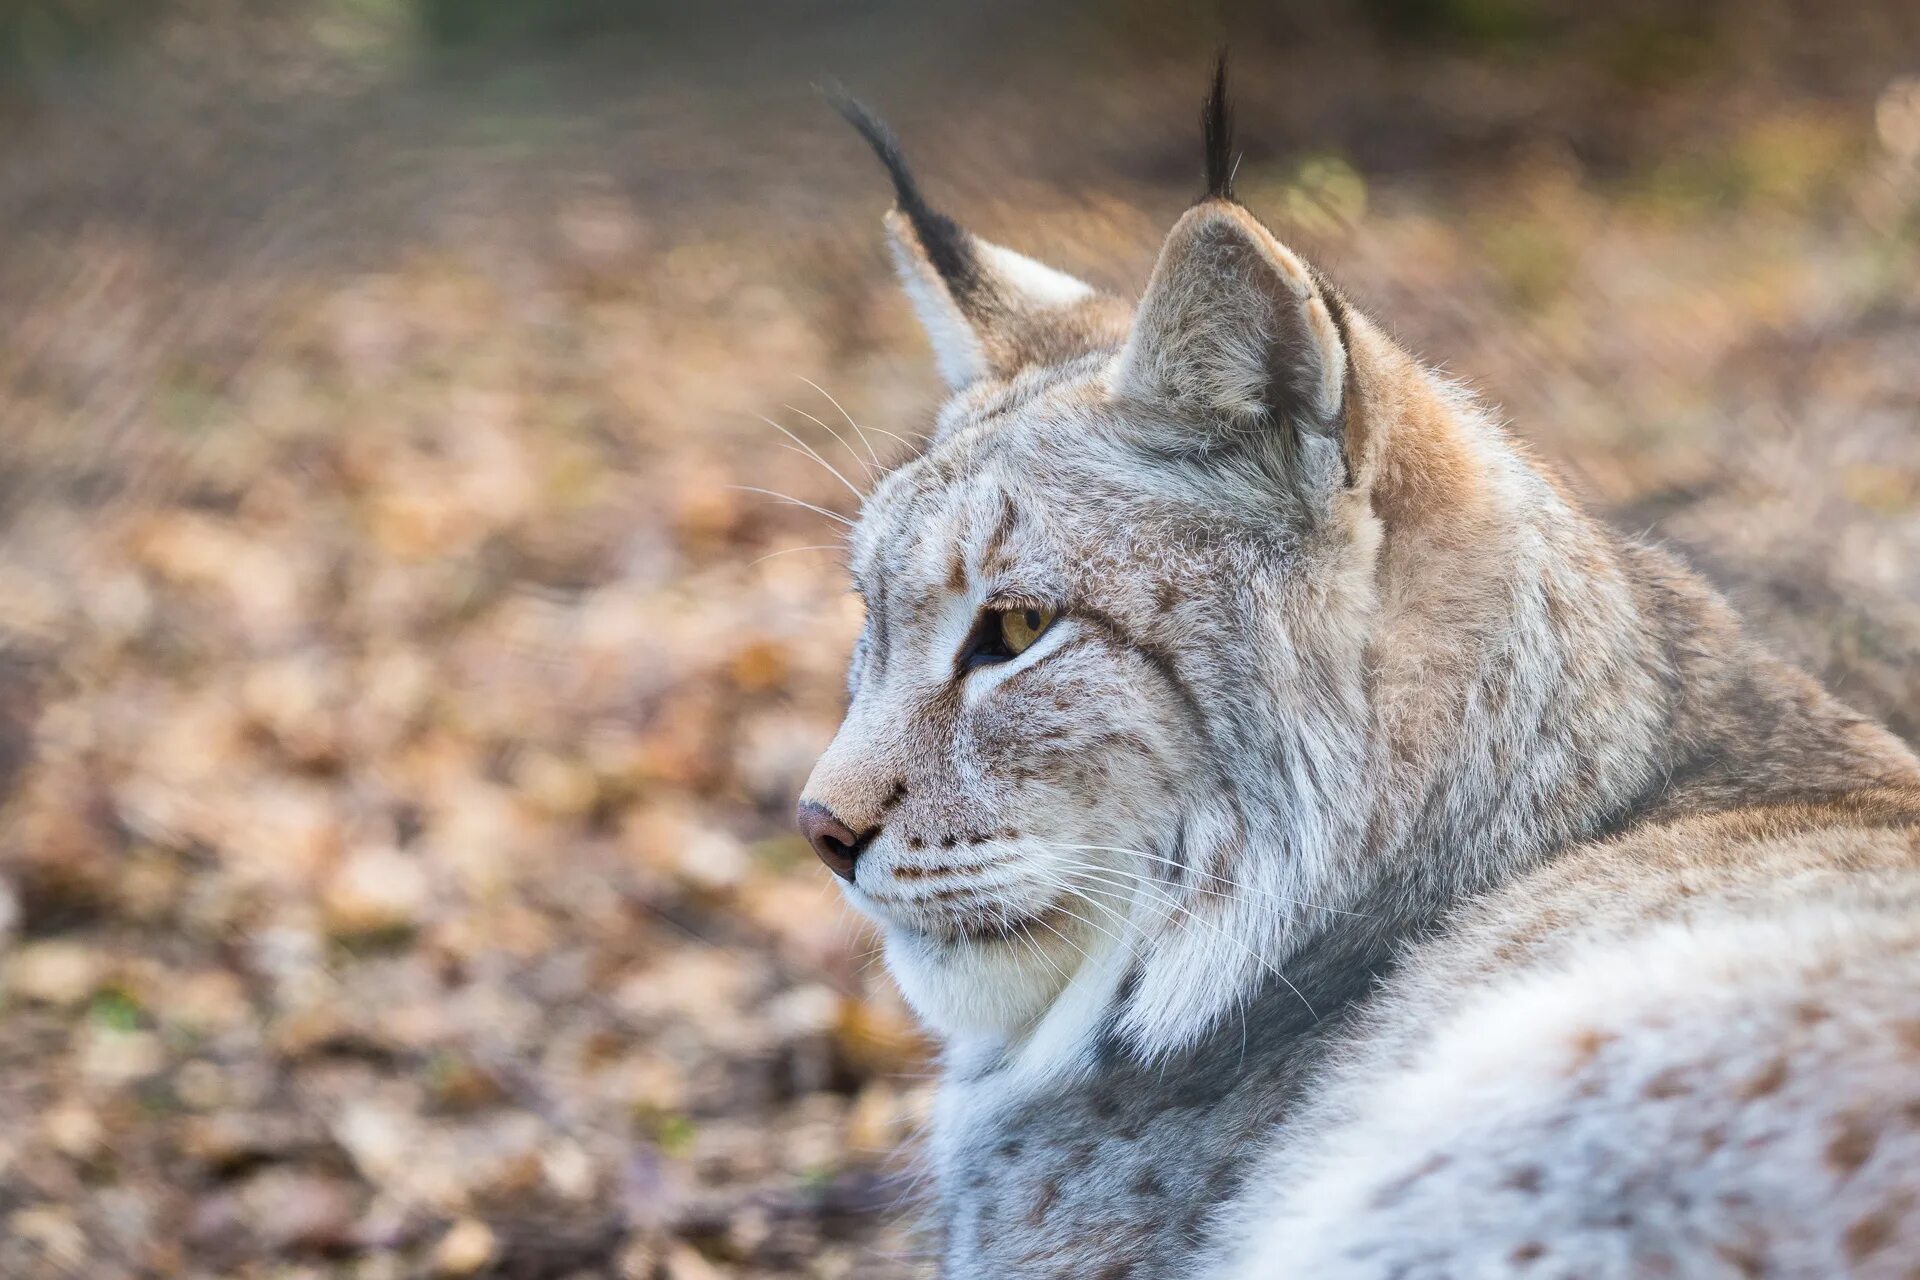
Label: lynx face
xmin=807 ymin=353 xmax=1363 ymax=1048
xmin=796 ymin=96 xmax=1396 ymax=1061
xmin=815 ymin=387 xmax=1209 ymax=1041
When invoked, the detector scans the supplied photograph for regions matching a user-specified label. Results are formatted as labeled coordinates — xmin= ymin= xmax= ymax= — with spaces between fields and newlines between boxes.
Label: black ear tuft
xmin=821 ymin=81 xmax=983 ymax=303
xmin=1201 ymin=51 xmax=1235 ymax=203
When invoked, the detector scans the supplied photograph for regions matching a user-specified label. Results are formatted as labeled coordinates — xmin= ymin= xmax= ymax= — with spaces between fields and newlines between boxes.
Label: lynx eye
xmin=999 ymin=607 xmax=1055 ymax=655
xmin=959 ymin=605 xmax=1058 ymax=672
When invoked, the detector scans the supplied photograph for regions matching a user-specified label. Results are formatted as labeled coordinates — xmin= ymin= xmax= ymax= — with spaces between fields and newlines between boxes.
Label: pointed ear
xmin=1113 ymin=201 xmax=1347 ymax=447
xmin=884 ymin=210 xmax=1122 ymax=390
xmin=831 ymin=88 xmax=1127 ymax=390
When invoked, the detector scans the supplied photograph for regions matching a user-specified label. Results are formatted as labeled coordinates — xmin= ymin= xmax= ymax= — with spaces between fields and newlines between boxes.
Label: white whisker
xmin=748 ymin=543 xmax=846 ymax=567
xmin=1017 ymin=918 xmax=1072 ymax=984
xmin=1037 ymin=856 xmax=1319 ymax=1019
xmin=1028 ymin=912 xmax=1094 ymax=967
xmin=799 ymin=375 xmax=884 ymax=465
xmin=757 ymin=413 xmax=865 ymax=499
xmin=783 ymin=402 xmax=877 ymax=481
xmin=727 ymin=485 xmax=855 ymax=527
xmin=1037 ymin=842 xmax=1370 ymax=919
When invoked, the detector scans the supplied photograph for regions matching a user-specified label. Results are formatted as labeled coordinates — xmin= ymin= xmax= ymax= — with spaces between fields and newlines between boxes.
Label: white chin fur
xmin=885 ymin=925 xmax=1072 ymax=1039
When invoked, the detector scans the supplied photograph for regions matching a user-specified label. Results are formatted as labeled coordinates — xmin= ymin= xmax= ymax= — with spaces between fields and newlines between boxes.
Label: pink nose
xmin=797 ymin=801 xmax=867 ymax=882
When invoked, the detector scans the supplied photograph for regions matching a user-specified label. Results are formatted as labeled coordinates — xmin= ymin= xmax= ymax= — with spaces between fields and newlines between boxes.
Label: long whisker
xmin=1039 ymin=857 xmax=1319 ymax=1019
xmin=1042 ymin=860 xmax=1224 ymax=937
xmin=1028 ymin=912 xmax=1094 ymax=968
xmin=748 ymin=543 xmax=847 ymax=567
xmin=798 ymin=375 xmax=882 ymax=465
xmin=1038 ymin=842 xmax=1370 ymax=919
xmin=1017 ymin=918 xmax=1072 ymax=985
xmin=859 ymin=422 xmax=922 ymax=449
xmin=757 ymin=413 xmax=865 ymax=499
xmin=727 ymin=485 xmax=855 ymax=527
xmin=1043 ymin=848 xmax=1307 ymax=920
xmin=1023 ymin=880 xmax=1152 ymax=964
xmin=783 ymin=403 xmax=876 ymax=481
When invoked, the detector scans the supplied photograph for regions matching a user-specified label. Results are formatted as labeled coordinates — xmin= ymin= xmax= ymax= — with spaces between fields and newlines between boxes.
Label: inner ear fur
xmin=1114 ymin=201 xmax=1348 ymax=445
xmin=885 ymin=210 xmax=1132 ymax=391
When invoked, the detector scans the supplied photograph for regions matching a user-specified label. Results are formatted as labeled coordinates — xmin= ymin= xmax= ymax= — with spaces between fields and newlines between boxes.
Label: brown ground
xmin=0 ymin=2 xmax=1917 ymax=1276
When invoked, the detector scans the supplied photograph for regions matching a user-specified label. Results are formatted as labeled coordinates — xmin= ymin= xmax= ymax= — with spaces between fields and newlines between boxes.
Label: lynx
xmin=796 ymin=62 xmax=1920 ymax=1278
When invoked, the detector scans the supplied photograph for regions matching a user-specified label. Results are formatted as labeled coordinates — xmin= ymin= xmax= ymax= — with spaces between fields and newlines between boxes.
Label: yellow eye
xmin=998 ymin=606 xmax=1056 ymax=656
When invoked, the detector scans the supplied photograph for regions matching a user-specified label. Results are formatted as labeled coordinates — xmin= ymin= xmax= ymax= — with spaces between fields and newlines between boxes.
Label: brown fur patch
xmin=1643 ymin=1067 xmax=1690 ymax=1100
xmin=1844 ymin=1207 xmax=1900 ymax=1263
xmin=1735 ymin=1057 xmax=1790 ymax=1100
xmin=1826 ymin=1117 xmax=1879 ymax=1177
xmin=1566 ymin=1027 xmax=1619 ymax=1071
xmin=1025 ymin=1179 xmax=1060 ymax=1228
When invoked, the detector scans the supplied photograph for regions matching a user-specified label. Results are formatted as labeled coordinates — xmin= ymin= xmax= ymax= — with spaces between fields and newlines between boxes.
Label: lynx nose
xmin=797 ymin=801 xmax=869 ymax=883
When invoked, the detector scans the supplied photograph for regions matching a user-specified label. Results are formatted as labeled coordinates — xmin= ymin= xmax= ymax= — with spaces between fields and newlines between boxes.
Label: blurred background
xmin=0 ymin=1 xmax=1917 ymax=1276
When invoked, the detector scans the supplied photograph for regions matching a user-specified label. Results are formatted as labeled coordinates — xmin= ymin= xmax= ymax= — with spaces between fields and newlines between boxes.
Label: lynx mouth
xmin=904 ymin=900 xmax=1076 ymax=949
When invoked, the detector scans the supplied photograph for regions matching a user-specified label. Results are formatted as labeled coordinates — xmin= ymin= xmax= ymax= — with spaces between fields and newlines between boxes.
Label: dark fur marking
xmin=1827 ymin=1118 xmax=1879 ymax=1177
xmin=826 ymin=86 xmax=983 ymax=303
xmin=1074 ymin=606 xmax=1213 ymax=755
xmin=1200 ymin=52 xmax=1235 ymax=203
xmin=1843 ymin=1200 xmax=1907 ymax=1263
xmin=1317 ymin=281 xmax=1357 ymax=486
xmin=893 ymin=859 xmax=996 ymax=879
xmin=1026 ymin=1178 xmax=1060 ymax=1227
xmin=979 ymin=491 xmax=1020 ymax=579
xmin=1736 ymin=1057 xmax=1789 ymax=1100
xmin=1503 ymin=1165 xmax=1545 ymax=1194
xmin=1643 ymin=1067 xmax=1689 ymax=1100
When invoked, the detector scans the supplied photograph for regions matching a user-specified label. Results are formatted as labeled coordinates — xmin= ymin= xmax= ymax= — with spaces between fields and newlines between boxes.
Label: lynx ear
xmin=884 ymin=211 xmax=1113 ymax=390
xmin=832 ymin=90 xmax=1125 ymax=390
xmin=1113 ymin=200 xmax=1347 ymax=443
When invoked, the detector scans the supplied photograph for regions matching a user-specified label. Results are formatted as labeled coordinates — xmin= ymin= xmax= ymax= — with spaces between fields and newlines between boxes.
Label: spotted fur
xmin=801 ymin=63 xmax=1920 ymax=1278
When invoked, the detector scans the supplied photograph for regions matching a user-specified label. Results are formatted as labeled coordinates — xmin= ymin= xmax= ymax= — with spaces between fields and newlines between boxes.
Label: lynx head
xmin=798 ymin=64 xmax=1657 ymax=1070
